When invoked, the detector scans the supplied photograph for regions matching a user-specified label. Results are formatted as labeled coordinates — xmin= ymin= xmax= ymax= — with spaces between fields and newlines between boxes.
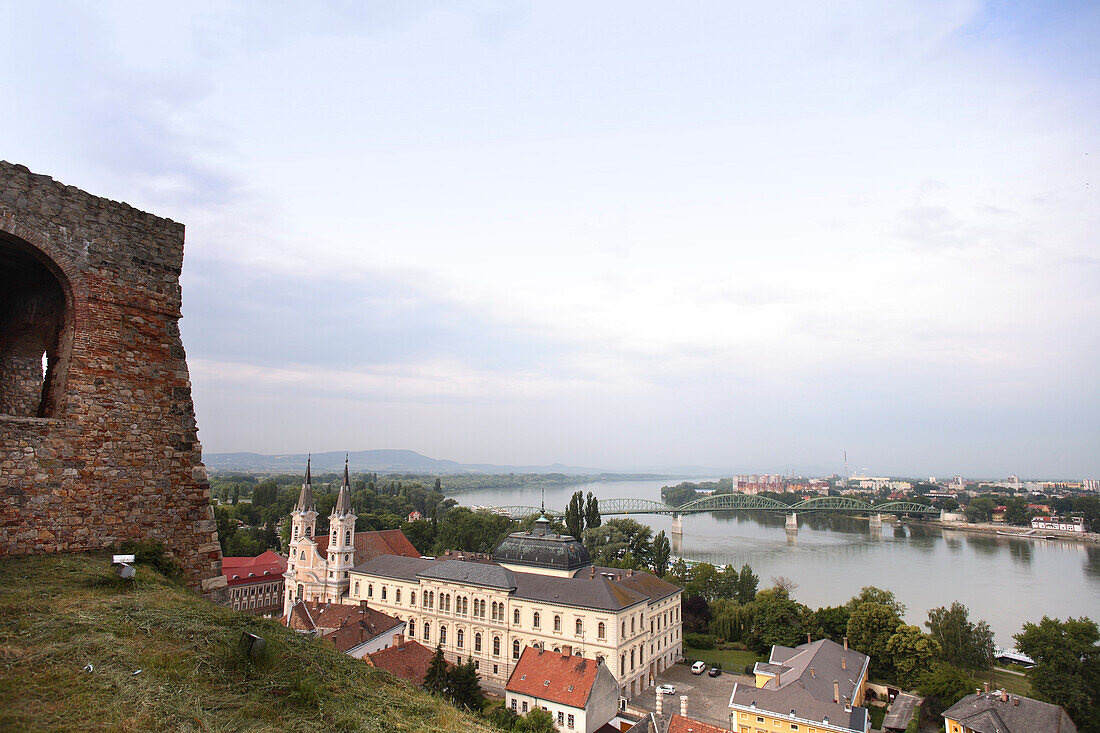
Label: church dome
xmin=490 ymin=516 xmax=592 ymax=572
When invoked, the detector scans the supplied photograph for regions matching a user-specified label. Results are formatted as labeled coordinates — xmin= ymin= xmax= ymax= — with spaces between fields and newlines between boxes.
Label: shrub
xmin=118 ymin=539 xmax=182 ymax=581
xmin=684 ymin=633 xmax=716 ymax=649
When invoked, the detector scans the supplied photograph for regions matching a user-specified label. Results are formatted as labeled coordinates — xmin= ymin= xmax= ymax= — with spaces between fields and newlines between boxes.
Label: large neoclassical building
xmin=348 ymin=516 xmax=683 ymax=698
xmin=282 ymin=459 xmax=419 ymax=618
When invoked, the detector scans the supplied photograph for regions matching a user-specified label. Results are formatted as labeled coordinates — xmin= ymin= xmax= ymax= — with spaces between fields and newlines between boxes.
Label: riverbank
xmin=913 ymin=519 xmax=1100 ymax=544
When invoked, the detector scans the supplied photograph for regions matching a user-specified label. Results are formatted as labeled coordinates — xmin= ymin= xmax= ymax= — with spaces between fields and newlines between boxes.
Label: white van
xmin=691 ymin=661 xmax=706 ymax=675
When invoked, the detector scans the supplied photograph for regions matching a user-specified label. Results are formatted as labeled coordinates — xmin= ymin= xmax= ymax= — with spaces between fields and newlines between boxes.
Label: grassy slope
xmin=0 ymin=553 xmax=494 ymax=733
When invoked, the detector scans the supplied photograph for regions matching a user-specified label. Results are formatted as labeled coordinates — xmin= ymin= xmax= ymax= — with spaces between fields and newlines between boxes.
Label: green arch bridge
xmin=484 ymin=494 xmax=937 ymax=521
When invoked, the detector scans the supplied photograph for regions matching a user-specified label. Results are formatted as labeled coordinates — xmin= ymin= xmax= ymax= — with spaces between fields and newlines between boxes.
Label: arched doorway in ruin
xmin=0 ymin=231 xmax=74 ymax=418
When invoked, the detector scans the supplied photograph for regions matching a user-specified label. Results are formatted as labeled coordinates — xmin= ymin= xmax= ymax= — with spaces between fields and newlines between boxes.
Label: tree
xmin=846 ymin=586 xmax=906 ymax=617
xmin=684 ymin=562 xmax=720 ymax=600
xmin=517 ymin=707 xmax=556 ymax=733
xmin=926 ymin=602 xmax=994 ymax=674
xmin=813 ymin=605 xmax=851 ymax=644
xmin=434 ymin=477 xmax=442 ymax=492
xmin=1015 ymin=616 xmax=1100 ymax=731
xmin=887 ymin=624 xmax=942 ymax=689
xmin=230 ymin=484 xmax=240 ymax=505
xmin=585 ymin=492 xmax=601 ymax=529
xmin=965 ymin=496 xmax=997 ymax=523
xmin=710 ymin=599 xmax=753 ymax=643
xmin=1004 ymin=497 xmax=1032 ymax=526
xmin=403 ymin=519 xmax=436 ymax=555
xmin=434 ymin=507 xmax=513 ymax=554
xmin=445 ymin=660 xmax=484 ymax=710
xmin=214 ymin=505 xmax=238 ymax=554
xmin=651 ymin=531 xmax=671 ymax=577
xmin=736 ymin=564 xmax=759 ymax=604
xmin=747 ymin=589 xmax=810 ymax=654
xmin=564 ymin=491 xmax=585 ymax=541
xmin=583 ymin=518 xmax=653 ymax=568
xmin=682 ymin=595 xmax=712 ymax=633
xmin=847 ymin=602 xmax=902 ymax=679
xmin=423 ymin=646 xmax=449 ymax=695
xmin=918 ymin=664 xmax=979 ymax=720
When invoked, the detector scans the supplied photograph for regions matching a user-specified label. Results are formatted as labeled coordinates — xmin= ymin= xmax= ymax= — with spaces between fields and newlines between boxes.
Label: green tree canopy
xmin=747 ymin=589 xmax=810 ymax=654
xmin=423 ymin=646 xmax=449 ymax=695
xmin=651 ymin=531 xmax=671 ymax=577
xmin=887 ymin=624 xmax=942 ymax=689
xmin=846 ymin=586 xmax=906 ymax=617
xmin=1014 ymin=616 xmax=1100 ymax=731
xmin=584 ymin=492 xmax=601 ymax=529
xmin=736 ymin=564 xmax=759 ymax=604
xmin=917 ymin=664 xmax=979 ymax=720
xmin=516 ymin=707 xmax=556 ymax=733
xmin=813 ymin=605 xmax=852 ymax=644
xmin=847 ymin=601 xmax=902 ymax=679
xmin=583 ymin=518 xmax=653 ymax=568
xmin=926 ymin=602 xmax=994 ymax=673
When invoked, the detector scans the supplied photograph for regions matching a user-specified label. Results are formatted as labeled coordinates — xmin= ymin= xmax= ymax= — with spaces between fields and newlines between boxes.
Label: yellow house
xmin=729 ymin=638 xmax=870 ymax=733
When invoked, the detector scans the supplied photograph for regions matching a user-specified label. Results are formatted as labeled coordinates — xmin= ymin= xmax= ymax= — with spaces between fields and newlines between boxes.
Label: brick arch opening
xmin=0 ymin=230 xmax=74 ymax=418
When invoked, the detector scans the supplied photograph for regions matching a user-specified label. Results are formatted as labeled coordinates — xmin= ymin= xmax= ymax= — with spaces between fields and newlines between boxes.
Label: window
xmin=345 ymin=529 xmax=351 ymax=545
xmin=423 ymin=622 xmax=430 ymax=641
xmin=575 ymin=619 xmax=583 ymax=635
xmin=553 ymin=615 xmax=561 ymax=632
xmin=631 ymin=618 xmax=635 ymax=634
xmin=533 ymin=612 xmax=540 ymax=629
xmin=367 ymin=585 xmax=373 ymax=598
xmin=305 ymin=526 xmax=312 ymax=537
xmin=514 ymin=609 xmax=520 ymax=625
xmin=457 ymin=629 xmax=463 ymax=648
xmin=567 ymin=714 xmax=574 ymax=729
xmin=408 ymin=623 xmax=415 ymax=638
xmin=354 ymin=581 xmax=360 ymax=595
xmin=296 ymin=584 xmax=303 ymax=600
xmin=598 ymin=622 xmax=606 ymax=639
xmin=440 ymin=626 xmax=447 ymax=645
xmin=511 ymin=699 xmax=517 ymax=711
xmin=411 ymin=591 xmax=416 ymax=606
xmin=622 ymin=621 xmax=626 ymax=637
xmin=522 ymin=702 xmax=528 ymax=713
xmin=332 ymin=531 xmax=337 ymax=545
xmin=513 ymin=640 xmax=521 ymax=659
xmin=620 ymin=655 xmax=624 ymax=675
xmin=292 ymin=526 xmax=299 ymax=541
xmin=493 ymin=637 xmax=501 ymax=656
xmin=557 ymin=712 xmax=564 ymax=725
xmin=474 ymin=633 xmax=482 ymax=652
xmin=381 ymin=586 xmax=387 ymax=600
xmin=396 ymin=589 xmax=401 ymax=603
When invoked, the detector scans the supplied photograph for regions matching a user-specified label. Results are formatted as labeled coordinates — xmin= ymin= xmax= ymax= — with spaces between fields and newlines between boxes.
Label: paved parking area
xmin=633 ymin=663 xmax=752 ymax=728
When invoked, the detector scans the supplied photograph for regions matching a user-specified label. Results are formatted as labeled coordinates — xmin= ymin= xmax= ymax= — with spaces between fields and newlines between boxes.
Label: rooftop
xmin=666 ymin=714 xmax=728 ymax=733
xmin=505 ymin=647 xmax=603 ymax=708
xmin=370 ymin=638 xmax=440 ymax=684
xmin=491 ymin=517 xmax=592 ymax=572
xmin=942 ymin=691 xmax=1077 ymax=733
xmin=222 ymin=550 xmax=287 ymax=587
xmin=285 ymin=600 xmax=404 ymax=653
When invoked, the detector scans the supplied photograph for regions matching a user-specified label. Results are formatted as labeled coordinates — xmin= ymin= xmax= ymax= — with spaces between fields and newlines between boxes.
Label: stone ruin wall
xmin=0 ymin=161 xmax=225 ymax=598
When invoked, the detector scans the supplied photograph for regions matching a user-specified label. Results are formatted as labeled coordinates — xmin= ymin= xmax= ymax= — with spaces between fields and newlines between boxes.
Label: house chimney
xmin=843 ymin=637 xmax=848 ymax=651
xmin=983 ymin=681 xmax=990 ymax=693
xmin=775 ymin=670 xmax=781 ymax=686
xmin=561 ymin=645 xmax=572 ymax=657
xmin=1000 ymin=690 xmax=1008 ymax=703
xmin=679 ymin=695 xmax=687 ymax=717
xmin=360 ymin=599 xmax=369 ymax=611
xmin=393 ymin=634 xmax=405 ymax=649
xmin=841 ymin=656 xmax=846 ymax=670
xmin=655 ymin=690 xmax=663 ymax=715
xmin=810 ymin=667 xmax=815 ymax=678
xmin=844 ymin=696 xmax=851 ymax=713
xmin=833 ymin=680 xmax=839 ymax=704
xmin=1013 ymin=697 xmax=1020 ymax=707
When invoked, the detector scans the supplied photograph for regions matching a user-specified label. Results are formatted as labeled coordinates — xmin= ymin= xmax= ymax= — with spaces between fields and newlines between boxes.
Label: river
xmin=452 ymin=477 xmax=1100 ymax=647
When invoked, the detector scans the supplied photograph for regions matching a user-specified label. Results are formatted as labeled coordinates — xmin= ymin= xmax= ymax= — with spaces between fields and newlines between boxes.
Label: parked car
xmin=708 ymin=667 xmax=722 ymax=677
xmin=656 ymin=684 xmax=676 ymax=695
xmin=691 ymin=661 xmax=706 ymax=675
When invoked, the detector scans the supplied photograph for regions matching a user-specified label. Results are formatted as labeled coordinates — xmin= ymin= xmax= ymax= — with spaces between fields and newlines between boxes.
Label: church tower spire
xmin=326 ymin=453 xmax=357 ymax=603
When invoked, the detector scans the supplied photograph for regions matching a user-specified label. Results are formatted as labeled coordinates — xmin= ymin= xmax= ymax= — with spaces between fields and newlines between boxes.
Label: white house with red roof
xmin=283 ymin=456 xmax=421 ymax=617
xmin=222 ymin=550 xmax=287 ymax=615
xmin=505 ymin=647 xmax=619 ymax=733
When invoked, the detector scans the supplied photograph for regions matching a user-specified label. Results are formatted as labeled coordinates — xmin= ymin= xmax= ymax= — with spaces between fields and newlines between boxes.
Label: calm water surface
xmin=453 ymin=478 xmax=1100 ymax=647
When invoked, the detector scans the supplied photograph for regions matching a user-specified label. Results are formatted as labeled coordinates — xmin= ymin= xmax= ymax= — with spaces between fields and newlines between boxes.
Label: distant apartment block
xmin=1031 ymin=516 xmax=1085 ymax=533
xmin=223 ymin=550 xmax=287 ymax=615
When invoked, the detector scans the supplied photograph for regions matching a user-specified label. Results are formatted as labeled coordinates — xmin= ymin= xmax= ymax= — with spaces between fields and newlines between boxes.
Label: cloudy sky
xmin=4 ymin=2 xmax=1098 ymax=477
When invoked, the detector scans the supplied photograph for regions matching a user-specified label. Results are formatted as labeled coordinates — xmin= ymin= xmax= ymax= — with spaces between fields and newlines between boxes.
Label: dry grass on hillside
xmin=0 ymin=553 xmax=493 ymax=733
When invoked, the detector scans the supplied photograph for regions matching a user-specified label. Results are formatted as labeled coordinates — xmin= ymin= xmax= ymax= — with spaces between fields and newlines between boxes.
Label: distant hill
xmin=202 ymin=449 xmax=607 ymax=475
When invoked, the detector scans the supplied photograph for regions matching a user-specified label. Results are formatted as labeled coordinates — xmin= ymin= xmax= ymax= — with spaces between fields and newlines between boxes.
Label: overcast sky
xmin=4 ymin=2 xmax=1098 ymax=477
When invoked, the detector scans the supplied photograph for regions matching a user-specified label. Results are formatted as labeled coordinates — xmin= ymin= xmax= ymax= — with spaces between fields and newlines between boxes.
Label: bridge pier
xmin=785 ymin=512 xmax=798 ymax=532
xmin=870 ymin=513 xmax=883 ymax=529
xmin=670 ymin=513 xmax=683 ymax=554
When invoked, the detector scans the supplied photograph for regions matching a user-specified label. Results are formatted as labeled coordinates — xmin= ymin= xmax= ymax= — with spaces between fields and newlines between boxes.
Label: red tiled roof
xmin=505 ymin=647 xmax=601 ymax=709
xmin=222 ymin=550 xmax=287 ymax=587
xmin=312 ymin=529 xmax=420 ymax=565
xmin=666 ymin=715 xmax=727 ymax=733
xmin=284 ymin=600 xmax=403 ymax=653
xmin=369 ymin=639 xmax=440 ymax=684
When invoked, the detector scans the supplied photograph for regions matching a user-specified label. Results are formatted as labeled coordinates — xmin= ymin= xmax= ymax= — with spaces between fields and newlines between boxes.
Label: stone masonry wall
xmin=0 ymin=161 xmax=226 ymax=599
